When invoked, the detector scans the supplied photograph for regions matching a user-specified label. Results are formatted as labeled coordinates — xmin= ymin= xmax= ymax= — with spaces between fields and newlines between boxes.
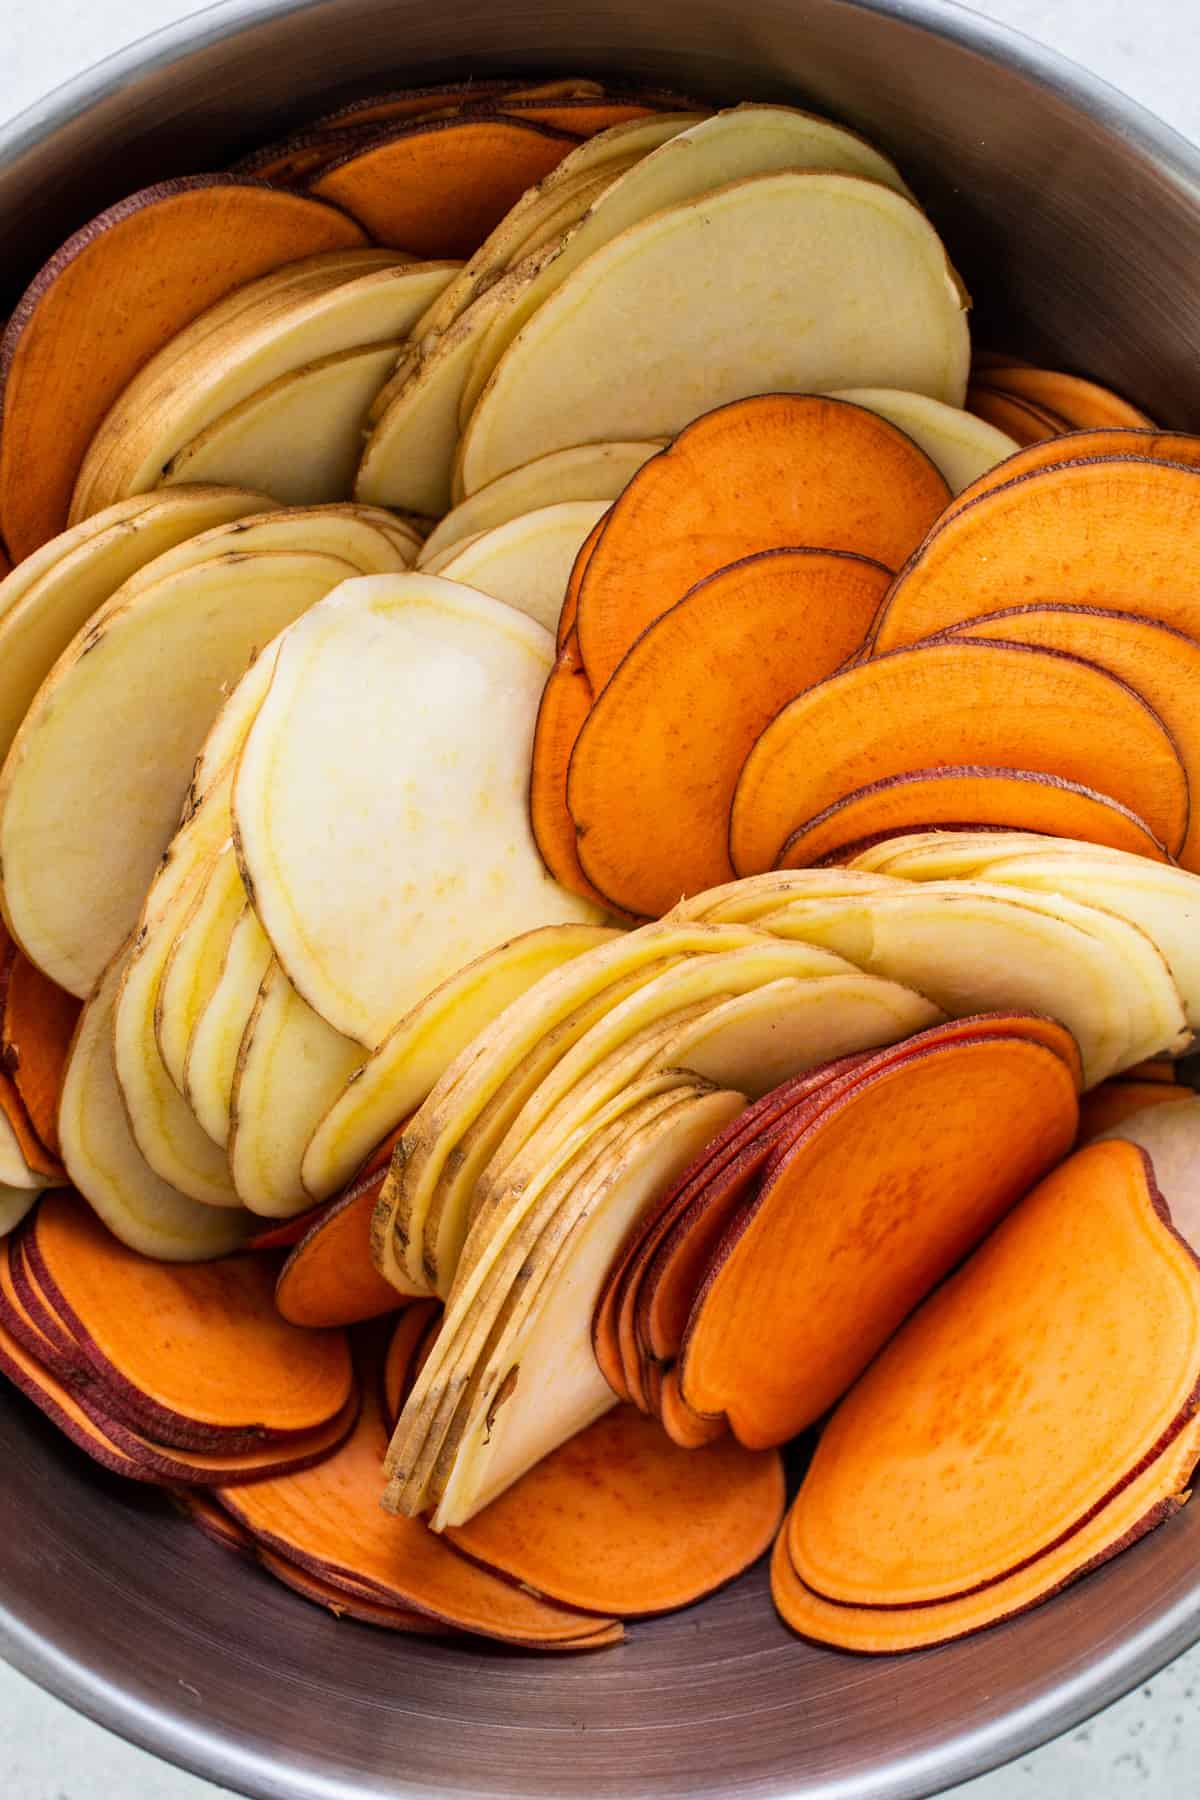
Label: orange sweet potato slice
xmin=275 ymin=1137 xmax=407 ymax=1329
xmin=309 ymin=118 xmax=579 ymax=256
xmin=567 ymin=548 xmax=889 ymax=916
xmin=775 ymin=766 xmax=1170 ymax=870
xmin=30 ymin=1191 xmax=353 ymax=1437
xmin=1077 ymin=1080 xmax=1192 ymax=1141
xmin=677 ymin=1032 xmax=1079 ymax=1448
xmin=656 ymin=1366 xmax=729 ymax=1448
xmin=218 ymin=1371 xmax=623 ymax=1648
xmin=872 ymin=458 xmax=1200 ymax=655
xmin=942 ymin=607 xmax=1200 ymax=871
xmin=790 ymin=1139 xmax=1200 ymax=1606
xmin=0 ymin=1072 xmax=62 ymax=1181
xmin=448 ymin=1404 xmax=781 ymax=1613
xmin=967 ymin=383 xmax=1068 ymax=445
xmin=943 ymin=428 xmax=1200 ymax=523
xmin=494 ymin=98 xmax=658 ymax=133
xmin=0 ymin=178 xmax=368 ymax=557
xmin=246 ymin=1207 xmax=329 ymax=1251
xmin=254 ymin=1546 xmax=451 ymax=1633
xmin=1119 ymin=1059 xmax=1178 ymax=1085
xmin=730 ymin=638 xmax=1189 ymax=875
xmin=557 ymin=515 xmax=605 ymax=649
xmin=1 ymin=952 xmax=81 ymax=1157
xmin=382 ymin=1301 xmax=442 ymax=1429
xmin=984 ymin=366 xmax=1154 ymax=431
xmin=171 ymin=1489 xmax=255 ymax=1557
xmin=575 ymin=395 xmax=951 ymax=692
xmin=528 ymin=634 xmax=610 ymax=908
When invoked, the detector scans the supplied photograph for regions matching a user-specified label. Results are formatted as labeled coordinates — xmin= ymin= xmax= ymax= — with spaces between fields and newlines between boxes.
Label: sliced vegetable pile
xmin=1 ymin=72 xmax=1199 ymax=1663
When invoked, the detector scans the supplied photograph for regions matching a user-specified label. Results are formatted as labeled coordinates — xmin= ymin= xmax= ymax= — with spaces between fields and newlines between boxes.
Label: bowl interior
xmin=4 ymin=4 xmax=1200 ymax=1798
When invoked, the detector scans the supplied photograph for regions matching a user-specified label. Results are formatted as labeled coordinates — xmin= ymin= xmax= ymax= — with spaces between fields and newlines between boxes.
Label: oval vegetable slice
xmin=431 ymin=501 xmax=608 ymax=631
xmin=828 ymin=388 xmax=1018 ymax=492
xmin=530 ymin=635 xmax=608 ymax=907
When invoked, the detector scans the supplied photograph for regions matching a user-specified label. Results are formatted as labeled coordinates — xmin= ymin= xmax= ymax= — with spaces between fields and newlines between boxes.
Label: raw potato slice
xmin=455 ymin=105 xmax=917 ymax=434
xmin=849 ymin=828 xmax=1167 ymax=878
xmin=677 ymin=1033 xmax=1078 ymax=1446
xmin=161 ymin=344 xmax=403 ymax=505
xmin=0 ymin=181 xmax=368 ymax=557
xmin=1078 ymin=1080 xmax=1192 ymax=1140
xmin=446 ymin=1405 xmax=783 ymax=1614
xmin=72 ymin=258 xmax=456 ymax=516
xmin=568 ymin=548 xmax=891 ymax=913
xmin=383 ymin=1300 xmax=444 ymax=1428
xmin=1095 ymin=1100 xmax=1200 ymax=1232
xmin=776 ymin=768 xmax=1170 ymax=869
xmin=872 ymin=458 xmax=1200 ymax=653
xmin=790 ymin=1141 xmax=1200 ymax=1606
xmin=114 ymin=504 xmax=411 ymax=596
xmin=573 ymin=396 xmax=949 ymax=691
xmin=729 ymin=639 xmax=1190 ymax=875
xmin=458 ymin=170 xmax=969 ymax=494
xmin=0 ymin=549 xmax=358 ymax=995
xmin=530 ymin=635 xmax=608 ymax=907
xmin=420 ymin=533 xmax=488 ymax=575
xmin=429 ymin=501 xmax=609 ymax=630
xmin=0 ymin=487 xmax=272 ymax=768
xmin=0 ymin=1104 xmax=49 ymax=1188
xmin=946 ymin=608 xmax=1200 ymax=871
xmin=417 ymin=442 xmax=663 ymax=565
xmin=229 ymin=963 xmax=365 ymax=1218
xmin=233 ymin=574 xmax=602 ymax=1049
xmin=0 ymin=1187 xmax=39 ymax=1238
xmin=310 ymin=118 xmax=579 ymax=255
xmin=2 ymin=954 xmax=81 ymax=1157
xmin=58 ymin=948 xmax=249 ymax=1260
xmin=184 ymin=906 xmax=273 ymax=1148
xmin=156 ymin=843 xmax=246 ymax=1094
xmin=302 ymin=923 xmax=617 ymax=1201
xmin=829 ymin=388 xmax=1019 ymax=492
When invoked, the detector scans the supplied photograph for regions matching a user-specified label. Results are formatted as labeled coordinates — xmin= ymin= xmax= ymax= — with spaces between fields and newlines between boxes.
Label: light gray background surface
xmin=2 ymin=1 xmax=1199 ymax=1794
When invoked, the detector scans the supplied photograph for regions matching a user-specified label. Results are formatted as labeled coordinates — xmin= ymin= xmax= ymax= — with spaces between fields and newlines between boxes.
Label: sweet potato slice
xmin=30 ymin=1190 xmax=352 ymax=1437
xmin=872 ymin=458 xmax=1200 ymax=654
xmin=790 ymin=1139 xmax=1200 ymax=1606
xmin=0 ymin=179 xmax=367 ymax=557
xmin=530 ymin=635 xmax=610 ymax=908
xmin=447 ymin=1405 xmax=782 ymax=1614
xmin=1078 ymin=1080 xmax=1193 ymax=1141
xmin=219 ymin=1371 xmax=622 ymax=1647
xmin=276 ymin=1139 xmax=406 ymax=1327
xmin=382 ymin=1301 xmax=443 ymax=1430
xmin=775 ymin=767 xmax=1169 ymax=869
xmin=574 ymin=395 xmax=950 ymax=692
xmin=943 ymin=428 xmax=1200 ymax=523
xmin=309 ymin=118 xmax=578 ymax=256
xmin=675 ymin=1032 xmax=1079 ymax=1447
xmin=568 ymin=548 xmax=890 ymax=915
xmin=966 ymin=384 xmax=1067 ymax=444
xmin=1119 ymin=1059 xmax=1179 ymax=1084
xmin=172 ymin=1488 xmax=256 ymax=1557
xmin=1094 ymin=1100 xmax=1200 ymax=1235
xmin=730 ymin=638 xmax=1189 ymax=875
xmin=557 ymin=514 xmax=604 ymax=649
xmin=0 ymin=1070 xmax=62 ymax=1184
xmin=253 ymin=1547 xmax=452 ymax=1634
xmin=984 ymin=366 xmax=1153 ymax=431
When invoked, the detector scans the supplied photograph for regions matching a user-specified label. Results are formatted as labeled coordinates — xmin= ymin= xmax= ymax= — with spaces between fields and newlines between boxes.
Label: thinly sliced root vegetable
xmin=0 ymin=488 xmax=271 ymax=769
xmin=430 ymin=501 xmax=609 ymax=631
xmin=730 ymin=639 xmax=1190 ymax=876
xmin=847 ymin=829 xmax=1166 ymax=878
xmin=1094 ymin=1101 xmax=1200 ymax=1238
xmin=942 ymin=608 xmax=1200 ymax=871
xmin=276 ymin=1133 xmax=408 ymax=1325
xmin=59 ymin=948 xmax=250 ymax=1259
xmin=418 ymin=443 xmax=662 ymax=565
xmin=966 ymin=384 xmax=1067 ymax=445
xmin=229 ymin=964 xmax=365 ymax=1219
xmin=156 ymin=844 xmax=245 ymax=1094
xmin=30 ymin=1188 xmax=352 ymax=1435
xmin=447 ymin=1405 xmax=782 ymax=1614
xmin=1078 ymin=1081 xmax=1193 ymax=1141
xmin=383 ymin=1301 xmax=443 ymax=1428
xmin=1 ymin=1064 xmax=63 ymax=1183
xmin=675 ymin=1031 xmax=1078 ymax=1447
xmin=458 ymin=170 xmax=969 ymax=497
xmin=872 ymin=457 xmax=1200 ymax=654
xmin=557 ymin=517 xmax=603 ymax=649
xmin=172 ymin=1489 xmax=256 ymax=1557
xmin=0 ymin=1188 xmax=39 ymax=1239
xmin=253 ymin=1546 xmax=451 ymax=1633
xmin=828 ymin=388 xmax=1019 ymax=492
xmin=574 ymin=396 xmax=949 ymax=692
xmin=789 ymin=1140 xmax=1200 ymax=1607
xmin=1 ymin=953 xmax=81 ymax=1157
xmin=530 ymin=636 xmax=610 ymax=908
xmin=942 ymin=428 xmax=1200 ymax=524
xmin=233 ymin=575 xmax=602 ymax=1049
xmin=310 ymin=118 xmax=578 ymax=254
xmin=0 ymin=180 xmax=367 ymax=557
xmin=568 ymin=548 xmax=891 ymax=914
xmin=983 ymin=366 xmax=1153 ymax=431
xmin=246 ymin=1208 xmax=328 ymax=1251
xmin=1 ymin=549 xmax=358 ymax=996
xmin=116 ymin=505 xmax=413 ymax=595
xmin=219 ymin=1367 xmax=622 ymax=1647
xmin=776 ymin=767 xmax=1170 ymax=869
xmin=303 ymin=923 xmax=616 ymax=1201
xmin=184 ymin=905 xmax=273 ymax=1148
xmin=1118 ymin=1060 xmax=1179 ymax=1085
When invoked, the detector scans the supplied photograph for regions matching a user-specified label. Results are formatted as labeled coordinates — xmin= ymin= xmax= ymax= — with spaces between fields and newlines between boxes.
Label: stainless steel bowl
xmin=4 ymin=5 xmax=1200 ymax=1797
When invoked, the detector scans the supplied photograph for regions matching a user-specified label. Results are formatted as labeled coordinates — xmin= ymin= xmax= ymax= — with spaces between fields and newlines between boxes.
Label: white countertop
xmin=3 ymin=1 xmax=1200 ymax=1794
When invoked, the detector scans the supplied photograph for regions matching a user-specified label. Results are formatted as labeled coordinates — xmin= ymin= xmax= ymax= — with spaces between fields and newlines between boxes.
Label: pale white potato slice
xmin=847 ymin=830 xmax=1092 ymax=877
xmin=58 ymin=947 xmax=249 ymax=1259
xmin=417 ymin=442 xmax=663 ymax=566
xmin=161 ymin=344 xmax=403 ymax=505
xmin=228 ymin=961 xmax=365 ymax=1218
xmin=419 ymin=532 xmax=487 ymax=575
xmin=302 ymin=922 xmax=617 ymax=1201
xmin=0 ymin=486 xmax=271 ymax=768
xmin=114 ymin=504 xmax=410 ymax=602
xmin=455 ymin=104 xmax=919 ymax=431
xmin=829 ymin=388 xmax=1019 ymax=493
xmin=459 ymin=170 xmax=969 ymax=494
xmin=684 ymin=867 xmax=903 ymax=924
xmin=0 ymin=549 xmax=357 ymax=995
xmin=341 ymin=504 xmax=424 ymax=563
xmin=233 ymin=574 xmax=603 ymax=1051
xmin=0 ymin=1115 xmax=48 ymax=1190
xmin=429 ymin=501 xmax=609 ymax=630
xmin=72 ymin=256 xmax=457 ymax=516
xmin=156 ymin=841 xmax=246 ymax=1093
xmin=184 ymin=904 xmax=273 ymax=1149
xmin=0 ymin=1184 xmax=40 ymax=1238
